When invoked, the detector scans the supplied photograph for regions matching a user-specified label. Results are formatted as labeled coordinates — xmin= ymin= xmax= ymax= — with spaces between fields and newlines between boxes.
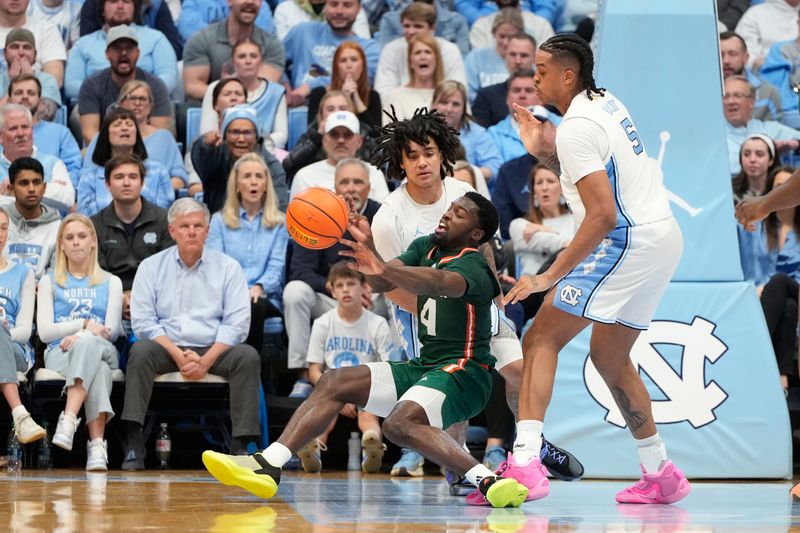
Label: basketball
xmin=286 ymin=187 xmax=350 ymax=250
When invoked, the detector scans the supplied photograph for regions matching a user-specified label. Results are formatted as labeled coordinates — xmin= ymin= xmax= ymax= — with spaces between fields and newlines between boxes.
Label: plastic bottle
xmin=37 ymin=421 xmax=52 ymax=470
xmin=347 ymin=432 xmax=360 ymax=471
xmin=155 ymin=423 xmax=171 ymax=469
xmin=7 ymin=425 xmax=21 ymax=474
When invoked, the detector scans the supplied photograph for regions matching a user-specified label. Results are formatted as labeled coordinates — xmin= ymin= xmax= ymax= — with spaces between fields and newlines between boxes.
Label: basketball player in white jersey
xmin=500 ymin=34 xmax=691 ymax=504
xmin=370 ymin=109 xmax=583 ymax=496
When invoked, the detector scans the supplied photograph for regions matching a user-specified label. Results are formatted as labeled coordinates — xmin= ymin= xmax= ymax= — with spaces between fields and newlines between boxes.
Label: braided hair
xmin=371 ymin=107 xmax=461 ymax=182
xmin=539 ymin=34 xmax=605 ymax=100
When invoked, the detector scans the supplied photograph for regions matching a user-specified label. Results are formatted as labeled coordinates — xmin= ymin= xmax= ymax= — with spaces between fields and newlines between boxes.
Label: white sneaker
xmin=86 ymin=439 xmax=108 ymax=472
xmin=52 ymin=411 xmax=81 ymax=451
xmin=14 ymin=412 xmax=46 ymax=444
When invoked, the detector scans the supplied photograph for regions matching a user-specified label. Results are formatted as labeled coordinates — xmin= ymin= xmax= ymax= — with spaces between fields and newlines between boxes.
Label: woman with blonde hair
xmin=207 ymin=153 xmax=288 ymax=351
xmin=383 ymin=34 xmax=444 ymax=124
xmin=37 ymin=214 xmax=123 ymax=471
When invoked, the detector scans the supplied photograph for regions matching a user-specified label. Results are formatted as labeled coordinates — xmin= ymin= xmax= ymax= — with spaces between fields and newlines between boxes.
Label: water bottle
xmin=347 ymin=432 xmax=360 ymax=471
xmin=7 ymin=425 xmax=21 ymax=474
xmin=155 ymin=423 xmax=171 ymax=469
xmin=37 ymin=421 xmax=52 ymax=470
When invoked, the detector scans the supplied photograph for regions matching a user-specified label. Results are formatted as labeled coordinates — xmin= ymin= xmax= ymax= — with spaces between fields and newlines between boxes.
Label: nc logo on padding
xmin=560 ymin=285 xmax=582 ymax=306
xmin=584 ymin=317 xmax=729 ymax=428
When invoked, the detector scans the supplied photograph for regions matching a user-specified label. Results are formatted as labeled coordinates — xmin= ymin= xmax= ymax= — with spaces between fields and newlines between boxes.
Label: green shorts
xmin=362 ymin=359 xmax=493 ymax=429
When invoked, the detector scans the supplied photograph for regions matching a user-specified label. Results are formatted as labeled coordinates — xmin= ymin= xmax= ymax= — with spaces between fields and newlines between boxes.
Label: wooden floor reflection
xmin=0 ymin=470 xmax=796 ymax=532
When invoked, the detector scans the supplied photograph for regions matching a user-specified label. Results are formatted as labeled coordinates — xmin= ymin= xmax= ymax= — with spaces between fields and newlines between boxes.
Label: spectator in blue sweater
xmin=377 ymin=0 xmax=469 ymax=55
xmin=455 ymin=0 xmax=563 ymax=27
xmin=79 ymin=0 xmax=182 ymax=58
xmin=179 ymin=0 xmax=274 ymax=44
xmin=464 ymin=7 xmax=523 ymax=102
xmin=65 ymin=4 xmax=178 ymax=100
xmin=8 ymin=73 xmax=81 ymax=187
xmin=207 ymin=152 xmax=288 ymax=351
xmin=283 ymin=0 xmax=380 ymax=107
xmin=488 ymin=70 xmax=540 ymax=163
xmin=77 ymin=106 xmax=173 ymax=216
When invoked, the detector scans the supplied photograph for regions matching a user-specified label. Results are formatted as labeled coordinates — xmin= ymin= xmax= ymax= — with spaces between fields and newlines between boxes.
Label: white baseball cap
xmin=325 ymin=111 xmax=360 ymax=134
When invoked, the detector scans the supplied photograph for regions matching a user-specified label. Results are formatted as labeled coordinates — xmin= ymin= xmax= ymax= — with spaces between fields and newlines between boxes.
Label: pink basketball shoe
xmin=616 ymin=461 xmax=691 ymax=504
xmin=465 ymin=453 xmax=549 ymax=506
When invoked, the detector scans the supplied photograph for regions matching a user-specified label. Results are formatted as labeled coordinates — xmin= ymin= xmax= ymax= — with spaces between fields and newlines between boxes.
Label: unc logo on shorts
xmin=584 ymin=317 xmax=729 ymax=428
xmin=560 ymin=285 xmax=582 ymax=307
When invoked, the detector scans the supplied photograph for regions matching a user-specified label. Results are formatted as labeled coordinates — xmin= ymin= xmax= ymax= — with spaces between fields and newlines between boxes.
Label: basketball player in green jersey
xmin=201 ymin=190 xmax=530 ymax=508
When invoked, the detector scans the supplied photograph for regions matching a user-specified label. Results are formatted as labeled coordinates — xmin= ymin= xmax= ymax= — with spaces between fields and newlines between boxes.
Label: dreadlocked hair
xmin=539 ymin=33 xmax=605 ymax=100
xmin=372 ymin=106 xmax=461 ymax=182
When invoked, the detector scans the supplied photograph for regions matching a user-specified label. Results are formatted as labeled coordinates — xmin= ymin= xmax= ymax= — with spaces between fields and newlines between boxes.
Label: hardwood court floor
xmin=0 ymin=469 xmax=795 ymax=532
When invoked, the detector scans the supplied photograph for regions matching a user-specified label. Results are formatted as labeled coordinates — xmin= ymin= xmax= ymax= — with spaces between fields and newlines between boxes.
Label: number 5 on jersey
xmin=420 ymin=298 xmax=436 ymax=336
xmin=620 ymin=117 xmax=644 ymax=155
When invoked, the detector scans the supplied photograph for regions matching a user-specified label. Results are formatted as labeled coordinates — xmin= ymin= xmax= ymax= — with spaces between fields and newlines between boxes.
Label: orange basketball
xmin=286 ymin=187 xmax=350 ymax=250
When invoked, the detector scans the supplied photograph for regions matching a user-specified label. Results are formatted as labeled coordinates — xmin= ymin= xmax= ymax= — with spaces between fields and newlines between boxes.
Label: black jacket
xmin=472 ymin=81 xmax=509 ymax=129
xmin=287 ymin=199 xmax=381 ymax=293
xmin=90 ymin=198 xmax=175 ymax=291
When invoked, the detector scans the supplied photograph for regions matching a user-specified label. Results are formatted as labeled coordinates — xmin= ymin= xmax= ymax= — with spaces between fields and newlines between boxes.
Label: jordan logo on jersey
xmin=584 ymin=317 xmax=729 ymax=429
xmin=560 ymin=285 xmax=582 ymax=306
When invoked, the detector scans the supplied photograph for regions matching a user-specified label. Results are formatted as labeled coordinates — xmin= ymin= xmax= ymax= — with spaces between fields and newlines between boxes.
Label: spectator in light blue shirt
xmin=464 ymin=8 xmax=523 ymax=103
xmin=65 ymin=5 xmax=178 ymax=100
xmin=207 ymin=152 xmax=287 ymax=352
xmin=377 ymin=0 xmax=469 ymax=55
xmin=122 ymin=198 xmax=261 ymax=468
xmin=282 ymin=0 xmax=380 ymax=107
xmin=455 ymin=0 xmax=563 ymax=27
xmin=178 ymin=0 xmax=274 ymax=43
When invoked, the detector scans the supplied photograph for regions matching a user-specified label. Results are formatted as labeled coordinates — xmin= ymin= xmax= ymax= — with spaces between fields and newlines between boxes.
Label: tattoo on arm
xmin=610 ymin=386 xmax=648 ymax=432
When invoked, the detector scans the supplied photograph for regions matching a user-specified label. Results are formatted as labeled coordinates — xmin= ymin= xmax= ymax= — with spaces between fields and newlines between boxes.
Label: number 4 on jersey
xmin=420 ymin=298 xmax=437 ymax=336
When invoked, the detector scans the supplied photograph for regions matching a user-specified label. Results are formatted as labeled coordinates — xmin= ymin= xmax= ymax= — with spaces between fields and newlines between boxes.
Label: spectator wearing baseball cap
xmin=191 ymin=105 xmax=289 ymax=214
xmin=0 ymin=28 xmax=62 ymax=119
xmin=289 ymin=110 xmax=389 ymax=201
xmin=0 ymin=0 xmax=67 ymax=87
xmin=75 ymin=24 xmax=174 ymax=145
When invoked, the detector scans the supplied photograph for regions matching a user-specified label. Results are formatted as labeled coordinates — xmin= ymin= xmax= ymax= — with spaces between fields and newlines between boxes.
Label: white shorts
xmin=553 ymin=217 xmax=683 ymax=329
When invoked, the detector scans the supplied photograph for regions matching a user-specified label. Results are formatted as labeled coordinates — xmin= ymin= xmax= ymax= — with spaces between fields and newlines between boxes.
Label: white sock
xmin=11 ymin=405 xmax=28 ymax=425
xmin=464 ymin=463 xmax=496 ymax=487
xmin=512 ymin=420 xmax=543 ymax=463
xmin=635 ymin=433 xmax=667 ymax=474
xmin=261 ymin=442 xmax=292 ymax=468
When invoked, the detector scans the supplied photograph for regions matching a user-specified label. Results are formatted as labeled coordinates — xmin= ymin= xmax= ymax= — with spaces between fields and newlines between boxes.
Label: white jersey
xmin=556 ymin=90 xmax=672 ymax=228
xmin=372 ymin=177 xmax=474 ymax=261
xmin=306 ymin=308 xmax=394 ymax=370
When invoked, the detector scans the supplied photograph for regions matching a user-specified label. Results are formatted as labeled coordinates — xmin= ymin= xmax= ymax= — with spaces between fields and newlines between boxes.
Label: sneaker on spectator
xmin=615 ymin=461 xmax=691 ymax=504
xmin=86 ymin=439 xmax=108 ymax=471
xmin=390 ymin=448 xmax=424 ymax=477
xmin=361 ymin=429 xmax=386 ymax=473
xmin=289 ymin=378 xmax=313 ymax=398
xmin=540 ymin=436 xmax=584 ymax=481
xmin=52 ymin=411 xmax=81 ymax=451
xmin=122 ymin=429 xmax=146 ymax=471
xmin=297 ymin=439 xmax=326 ymax=473
xmin=14 ymin=412 xmax=46 ymax=444
xmin=483 ymin=446 xmax=507 ymax=472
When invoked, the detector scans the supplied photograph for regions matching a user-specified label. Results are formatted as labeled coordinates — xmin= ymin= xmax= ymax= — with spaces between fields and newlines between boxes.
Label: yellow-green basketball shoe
xmin=478 ymin=476 xmax=529 ymax=508
xmin=202 ymin=450 xmax=281 ymax=500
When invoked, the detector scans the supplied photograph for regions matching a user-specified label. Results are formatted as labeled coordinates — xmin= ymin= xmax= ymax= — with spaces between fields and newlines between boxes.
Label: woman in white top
xmin=382 ymin=34 xmax=443 ymax=125
xmin=0 ymin=205 xmax=45 ymax=444
xmin=37 ymin=214 xmax=123 ymax=472
xmin=200 ymin=39 xmax=289 ymax=151
xmin=509 ymin=163 xmax=575 ymax=278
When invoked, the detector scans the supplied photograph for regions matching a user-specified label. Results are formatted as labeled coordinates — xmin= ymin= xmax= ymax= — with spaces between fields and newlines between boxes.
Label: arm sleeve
xmin=199 ymin=81 xmax=217 ymax=134
xmin=77 ymin=166 xmax=98 ymax=216
xmin=257 ymin=227 xmax=289 ymax=295
xmin=151 ymin=33 xmax=179 ymax=94
xmin=43 ymin=160 xmax=76 ymax=214
xmin=9 ymin=269 xmax=34 ymax=344
xmin=36 ymin=275 xmax=84 ymax=344
xmin=130 ymin=258 xmax=168 ymax=340
xmin=216 ymin=261 xmax=251 ymax=345
xmin=305 ymin=317 xmax=327 ymax=365
xmin=555 ymin=118 xmax=609 ymax=184
xmin=65 ymin=44 xmax=88 ymax=100
xmin=104 ymin=275 xmax=123 ymax=342
xmin=269 ymin=95 xmax=289 ymax=149
xmin=206 ymin=214 xmax=224 ymax=252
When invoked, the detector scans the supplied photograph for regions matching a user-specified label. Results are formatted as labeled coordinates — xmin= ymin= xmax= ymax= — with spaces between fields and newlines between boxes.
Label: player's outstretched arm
xmin=736 ymin=167 xmax=800 ymax=230
xmin=513 ymin=102 xmax=560 ymax=174
xmin=338 ymin=238 xmax=397 ymax=292
xmin=381 ymin=263 xmax=468 ymax=299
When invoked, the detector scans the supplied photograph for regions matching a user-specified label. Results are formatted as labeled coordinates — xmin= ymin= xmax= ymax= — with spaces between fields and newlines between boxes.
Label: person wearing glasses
xmin=82 ymin=80 xmax=188 ymax=192
xmin=191 ymin=104 xmax=289 ymax=214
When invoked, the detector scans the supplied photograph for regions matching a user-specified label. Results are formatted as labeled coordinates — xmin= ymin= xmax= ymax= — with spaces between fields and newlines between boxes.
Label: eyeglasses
xmin=227 ymin=129 xmax=256 ymax=139
xmin=122 ymin=95 xmax=150 ymax=104
xmin=723 ymin=92 xmax=753 ymax=100
xmin=328 ymin=130 xmax=355 ymax=140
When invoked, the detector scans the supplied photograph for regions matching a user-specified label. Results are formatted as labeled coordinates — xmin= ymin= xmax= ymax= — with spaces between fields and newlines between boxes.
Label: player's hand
xmin=735 ymin=197 xmax=769 ymax=231
xmin=338 ymin=238 xmax=385 ymax=276
xmin=347 ymin=205 xmax=377 ymax=251
xmin=502 ymin=274 xmax=555 ymax=305
xmin=361 ymin=284 xmax=374 ymax=310
xmin=513 ymin=103 xmax=550 ymax=158
xmin=340 ymin=403 xmax=358 ymax=418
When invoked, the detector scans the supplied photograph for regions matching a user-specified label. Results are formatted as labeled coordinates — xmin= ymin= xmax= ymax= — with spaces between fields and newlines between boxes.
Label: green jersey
xmin=396 ymin=235 xmax=500 ymax=367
